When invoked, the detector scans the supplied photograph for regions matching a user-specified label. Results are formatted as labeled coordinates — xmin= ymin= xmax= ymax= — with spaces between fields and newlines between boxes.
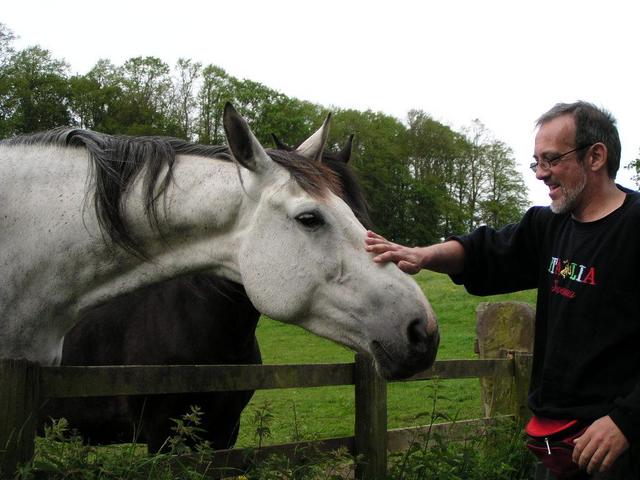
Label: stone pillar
xmin=475 ymin=301 xmax=534 ymax=419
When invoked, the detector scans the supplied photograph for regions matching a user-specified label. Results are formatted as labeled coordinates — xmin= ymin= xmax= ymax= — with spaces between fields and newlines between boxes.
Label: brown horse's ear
xmin=271 ymin=133 xmax=292 ymax=151
xmin=336 ymin=134 xmax=354 ymax=164
xmin=295 ymin=114 xmax=331 ymax=163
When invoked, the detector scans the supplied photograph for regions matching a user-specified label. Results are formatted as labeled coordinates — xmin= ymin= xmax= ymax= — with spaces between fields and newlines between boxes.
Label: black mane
xmin=320 ymin=150 xmax=373 ymax=230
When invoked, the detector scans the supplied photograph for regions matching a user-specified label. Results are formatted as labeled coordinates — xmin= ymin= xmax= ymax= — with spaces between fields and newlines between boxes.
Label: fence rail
xmin=39 ymin=358 xmax=514 ymax=397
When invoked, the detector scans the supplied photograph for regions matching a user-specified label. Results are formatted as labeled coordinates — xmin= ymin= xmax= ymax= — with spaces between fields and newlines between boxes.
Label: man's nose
xmin=535 ymin=166 xmax=550 ymax=181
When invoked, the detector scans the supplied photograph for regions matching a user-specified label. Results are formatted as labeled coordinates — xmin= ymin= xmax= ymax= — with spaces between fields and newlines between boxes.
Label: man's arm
xmin=364 ymin=231 xmax=465 ymax=275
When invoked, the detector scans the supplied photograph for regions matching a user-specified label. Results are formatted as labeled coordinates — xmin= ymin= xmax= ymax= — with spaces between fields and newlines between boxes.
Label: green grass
xmin=236 ymin=270 xmax=536 ymax=447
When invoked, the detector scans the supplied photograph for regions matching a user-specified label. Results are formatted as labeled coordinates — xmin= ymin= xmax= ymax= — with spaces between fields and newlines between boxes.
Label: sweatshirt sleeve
xmin=448 ymin=207 xmax=545 ymax=296
xmin=610 ymin=391 xmax=640 ymax=442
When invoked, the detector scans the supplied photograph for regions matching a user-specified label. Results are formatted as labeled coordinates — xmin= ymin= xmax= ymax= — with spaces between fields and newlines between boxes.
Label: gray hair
xmin=536 ymin=101 xmax=621 ymax=179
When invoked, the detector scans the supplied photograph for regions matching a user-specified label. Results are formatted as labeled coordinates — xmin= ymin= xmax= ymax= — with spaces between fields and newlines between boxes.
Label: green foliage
xmin=253 ymin=401 xmax=275 ymax=449
xmin=330 ymin=109 xmax=424 ymax=242
xmin=625 ymin=150 xmax=640 ymax=189
xmin=2 ymin=46 xmax=71 ymax=134
xmin=22 ymin=392 xmax=534 ymax=479
xmin=387 ymin=419 xmax=535 ymax=480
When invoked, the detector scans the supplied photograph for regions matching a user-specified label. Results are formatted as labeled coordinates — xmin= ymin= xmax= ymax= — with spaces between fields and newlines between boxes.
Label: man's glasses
xmin=529 ymin=144 xmax=593 ymax=173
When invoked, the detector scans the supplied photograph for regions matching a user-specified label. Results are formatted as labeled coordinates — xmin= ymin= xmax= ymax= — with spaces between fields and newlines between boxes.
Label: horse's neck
xmin=0 ymin=148 xmax=246 ymax=362
xmin=76 ymin=154 xmax=249 ymax=311
xmin=1 ymin=146 xmax=101 ymax=360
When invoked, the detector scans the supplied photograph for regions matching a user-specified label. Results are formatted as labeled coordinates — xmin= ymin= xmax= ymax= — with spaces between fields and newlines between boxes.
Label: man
xmin=365 ymin=101 xmax=639 ymax=479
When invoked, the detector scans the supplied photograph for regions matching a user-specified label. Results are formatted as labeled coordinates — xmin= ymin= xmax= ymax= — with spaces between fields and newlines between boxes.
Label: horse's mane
xmin=318 ymin=150 xmax=373 ymax=230
xmin=3 ymin=128 xmax=370 ymax=255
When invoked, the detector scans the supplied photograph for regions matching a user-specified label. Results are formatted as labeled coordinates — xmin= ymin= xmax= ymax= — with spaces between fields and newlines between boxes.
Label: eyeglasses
xmin=529 ymin=144 xmax=593 ymax=173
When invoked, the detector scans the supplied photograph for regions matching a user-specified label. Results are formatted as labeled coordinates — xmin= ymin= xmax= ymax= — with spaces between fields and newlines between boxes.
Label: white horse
xmin=0 ymin=103 xmax=438 ymax=379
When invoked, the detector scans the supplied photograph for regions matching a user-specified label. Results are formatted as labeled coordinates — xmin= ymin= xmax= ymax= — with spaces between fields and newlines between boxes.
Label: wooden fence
xmin=0 ymin=302 xmax=535 ymax=479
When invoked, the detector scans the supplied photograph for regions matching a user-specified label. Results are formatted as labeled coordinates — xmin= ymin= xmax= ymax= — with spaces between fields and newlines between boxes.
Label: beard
xmin=550 ymin=168 xmax=588 ymax=215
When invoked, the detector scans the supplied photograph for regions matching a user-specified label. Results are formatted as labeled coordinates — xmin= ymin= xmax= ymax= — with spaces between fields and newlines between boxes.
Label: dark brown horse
xmin=40 ymin=136 xmax=373 ymax=453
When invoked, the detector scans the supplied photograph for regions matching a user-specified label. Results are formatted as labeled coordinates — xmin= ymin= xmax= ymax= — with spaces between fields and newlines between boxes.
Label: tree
xmin=169 ymin=58 xmax=201 ymax=140
xmin=479 ymin=141 xmax=529 ymax=228
xmin=330 ymin=109 xmax=425 ymax=243
xmin=460 ymin=119 xmax=492 ymax=230
xmin=625 ymin=150 xmax=640 ymax=189
xmin=0 ymin=23 xmax=17 ymax=137
xmin=196 ymin=65 xmax=233 ymax=145
xmin=110 ymin=56 xmax=174 ymax=136
xmin=0 ymin=23 xmax=15 ymax=67
xmin=3 ymin=46 xmax=71 ymax=133
xmin=68 ymin=59 xmax=121 ymax=130
xmin=406 ymin=109 xmax=470 ymax=239
xmin=196 ymin=66 xmax=323 ymax=147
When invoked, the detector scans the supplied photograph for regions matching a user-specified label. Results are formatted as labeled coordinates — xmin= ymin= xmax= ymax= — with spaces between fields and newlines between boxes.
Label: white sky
xmin=3 ymin=0 xmax=640 ymax=206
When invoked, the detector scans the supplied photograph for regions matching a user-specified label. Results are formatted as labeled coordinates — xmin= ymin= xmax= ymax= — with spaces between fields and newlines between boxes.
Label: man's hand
xmin=573 ymin=415 xmax=629 ymax=474
xmin=364 ymin=231 xmax=424 ymax=274
xmin=365 ymin=231 xmax=466 ymax=275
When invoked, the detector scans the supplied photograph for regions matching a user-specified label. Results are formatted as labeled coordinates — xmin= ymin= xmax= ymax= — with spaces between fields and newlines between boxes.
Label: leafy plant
xmin=387 ymin=418 xmax=535 ymax=480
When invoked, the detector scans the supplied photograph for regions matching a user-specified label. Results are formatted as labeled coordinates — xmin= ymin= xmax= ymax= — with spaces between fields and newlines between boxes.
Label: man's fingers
xmin=372 ymin=250 xmax=402 ymax=263
xmin=364 ymin=236 xmax=395 ymax=245
xmin=572 ymin=434 xmax=585 ymax=464
xmin=366 ymin=243 xmax=396 ymax=254
xmin=366 ymin=230 xmax=387 ymax=241
xmin=574 ymin=433 xmax=595 ymax=470
xmin=586 ymin=449 xmax=606 ymax=475
xmin=578 ymin=443 xmax=598 ymax=471
xmin=598 ymin=451 xmax=616 ymax=473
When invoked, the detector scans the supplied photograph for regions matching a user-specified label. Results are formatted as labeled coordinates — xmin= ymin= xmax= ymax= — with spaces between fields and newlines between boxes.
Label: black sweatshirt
xmin=450 ymin=187 xmax=640 ymax=442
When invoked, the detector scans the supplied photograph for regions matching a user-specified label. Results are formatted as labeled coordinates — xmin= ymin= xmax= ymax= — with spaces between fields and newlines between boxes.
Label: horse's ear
xmin=223 ymin=102 xmax=272 ymax=173
xmin=295 ymin=114 xmax=331 ymax=163
xmin=337 ymin=134 xmax=354 ymax=164
xmin=271 ymin=133 xmax=292 ymax=151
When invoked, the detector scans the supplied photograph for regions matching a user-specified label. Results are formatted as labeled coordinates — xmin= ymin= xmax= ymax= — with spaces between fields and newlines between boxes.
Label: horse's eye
xmin=295 ymin=211 xmax=325 ymax=229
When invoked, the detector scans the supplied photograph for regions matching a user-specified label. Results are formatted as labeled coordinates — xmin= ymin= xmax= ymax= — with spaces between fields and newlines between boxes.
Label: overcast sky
xmin=4 ymin=0 xmax=639 ymax=206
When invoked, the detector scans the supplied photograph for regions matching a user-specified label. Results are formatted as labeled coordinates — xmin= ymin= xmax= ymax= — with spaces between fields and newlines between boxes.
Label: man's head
xmin=533 ymin=101 xmax=620 ymax=215
xmin=536 ymin=101 xmax=621 ymax=179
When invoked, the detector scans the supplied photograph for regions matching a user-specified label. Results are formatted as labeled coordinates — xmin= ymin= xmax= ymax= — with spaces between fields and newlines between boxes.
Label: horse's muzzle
xmin=371 ymin=319 xmax=440 ymax=380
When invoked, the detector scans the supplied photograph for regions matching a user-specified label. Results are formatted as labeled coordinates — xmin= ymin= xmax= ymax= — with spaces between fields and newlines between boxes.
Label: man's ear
xmin=588 ymin=142 xmax=608 ymax=173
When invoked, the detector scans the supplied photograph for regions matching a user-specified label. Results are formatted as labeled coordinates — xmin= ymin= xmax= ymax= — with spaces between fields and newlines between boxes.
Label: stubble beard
xmin=550 ymin=168 xmax=588 ymax=215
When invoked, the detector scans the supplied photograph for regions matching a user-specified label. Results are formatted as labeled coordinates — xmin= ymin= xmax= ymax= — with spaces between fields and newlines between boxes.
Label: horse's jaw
xmin=298 ymin=270 xmax=439 ymax=381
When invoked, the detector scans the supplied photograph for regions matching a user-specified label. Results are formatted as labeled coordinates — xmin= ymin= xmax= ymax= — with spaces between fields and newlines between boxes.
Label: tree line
xmin=0 ymin=23 xmax=530 ymax=244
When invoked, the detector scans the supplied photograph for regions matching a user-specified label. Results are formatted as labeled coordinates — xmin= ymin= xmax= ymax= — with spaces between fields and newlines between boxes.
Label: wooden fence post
xmin=475 ymin=301 xmax=534 ymax=418
xmin=513 ymin=351 xmax=533 ymax=426
xmin=354 ymin=353 xmax=387 ymax=480
xmin=0 ymin=359 xmax=40 ymax=478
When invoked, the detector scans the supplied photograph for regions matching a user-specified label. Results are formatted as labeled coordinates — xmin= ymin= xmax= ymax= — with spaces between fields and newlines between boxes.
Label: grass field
xmin=235 ymin=270 xmax=536 ymax=447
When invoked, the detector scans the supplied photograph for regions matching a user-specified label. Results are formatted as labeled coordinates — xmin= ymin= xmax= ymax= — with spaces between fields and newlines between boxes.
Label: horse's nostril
xmin=407 ymin=318 xmax=428 ymax=345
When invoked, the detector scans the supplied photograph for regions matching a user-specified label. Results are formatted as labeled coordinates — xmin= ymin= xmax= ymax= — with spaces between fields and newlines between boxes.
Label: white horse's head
xmin=223 ymin=103 xmax=438 ymax=379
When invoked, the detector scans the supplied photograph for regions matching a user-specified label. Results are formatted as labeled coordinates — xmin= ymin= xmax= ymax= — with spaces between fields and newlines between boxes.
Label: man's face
xmin=533 ymin=115 xmax=588 ymax=215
